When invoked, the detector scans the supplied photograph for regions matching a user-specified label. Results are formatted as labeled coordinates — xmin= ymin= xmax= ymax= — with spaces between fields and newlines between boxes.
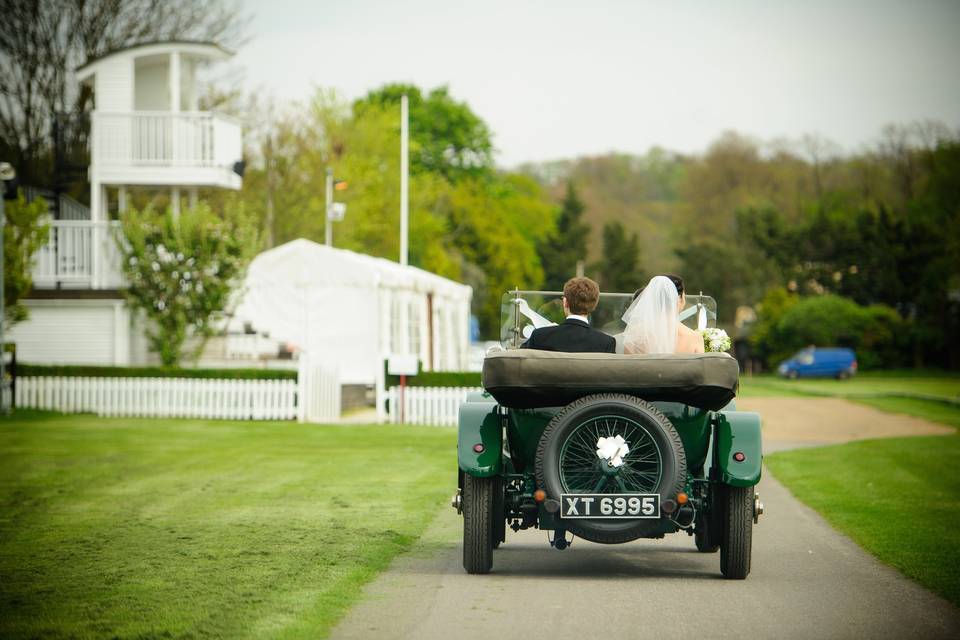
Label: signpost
xmin=387 ymin=354 xmax=418 ymax=424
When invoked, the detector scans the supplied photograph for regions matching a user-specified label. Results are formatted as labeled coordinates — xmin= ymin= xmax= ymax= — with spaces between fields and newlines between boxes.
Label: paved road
xmin=332 ymin=399 xmax=960 ymax=640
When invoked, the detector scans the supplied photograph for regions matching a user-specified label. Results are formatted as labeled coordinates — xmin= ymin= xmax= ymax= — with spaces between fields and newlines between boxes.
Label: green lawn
xmin=766 ymin=396 xmax=960 ymax=606
xmin=742 ymin=371 xmax=960 ymax=401
xmin=0 ymin=411 xmax=456 ymax=639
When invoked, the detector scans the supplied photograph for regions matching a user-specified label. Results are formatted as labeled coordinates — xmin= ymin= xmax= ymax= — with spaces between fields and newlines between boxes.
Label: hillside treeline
xmin=522 ymin=125 xmax=960 ymax=368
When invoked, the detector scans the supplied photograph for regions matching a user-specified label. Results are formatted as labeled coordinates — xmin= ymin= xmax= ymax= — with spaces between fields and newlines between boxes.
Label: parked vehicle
xmin=454 ymin=291 xmax=764 ymax=578
xmin=777 ymin=347 xmax=857 ymax=379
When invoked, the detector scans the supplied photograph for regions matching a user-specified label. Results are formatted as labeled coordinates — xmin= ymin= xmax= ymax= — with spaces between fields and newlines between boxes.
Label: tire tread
xmin=720 ymin=485 xmax=753 ymax=579
xmin=463 ymin=474 xmax=493 ymax=574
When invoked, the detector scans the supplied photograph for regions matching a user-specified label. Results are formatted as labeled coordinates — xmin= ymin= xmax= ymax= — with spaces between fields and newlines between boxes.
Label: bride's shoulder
xmin=677 ymin=324 xmax=705 ymax=353
xmin=677 ymin=324 xmax=698 ymax=336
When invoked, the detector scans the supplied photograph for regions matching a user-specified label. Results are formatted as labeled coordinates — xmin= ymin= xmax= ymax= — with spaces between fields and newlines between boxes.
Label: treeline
xmin=522 ymin=126 xmax=960 ymax=369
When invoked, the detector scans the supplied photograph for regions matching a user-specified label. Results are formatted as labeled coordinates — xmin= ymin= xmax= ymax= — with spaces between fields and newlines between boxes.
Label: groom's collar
xmin=565 ymin=314 xmax=589 ymax=325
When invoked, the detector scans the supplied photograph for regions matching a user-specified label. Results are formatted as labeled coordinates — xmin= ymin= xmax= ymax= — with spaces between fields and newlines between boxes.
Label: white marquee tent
xmin=231 ymin=239 xmax=472 ymax=385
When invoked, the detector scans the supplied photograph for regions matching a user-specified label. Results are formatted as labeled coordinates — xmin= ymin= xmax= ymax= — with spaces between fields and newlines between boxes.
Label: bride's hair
xmin=622 ymin=275 xmax=681 ymax=354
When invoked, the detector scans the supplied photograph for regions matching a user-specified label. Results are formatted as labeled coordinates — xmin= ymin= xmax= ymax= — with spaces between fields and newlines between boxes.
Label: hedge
xmin=385 ymin=368 xmax=481 ymax=388
xmin=16 ymin=363 xmax=298 ymax=380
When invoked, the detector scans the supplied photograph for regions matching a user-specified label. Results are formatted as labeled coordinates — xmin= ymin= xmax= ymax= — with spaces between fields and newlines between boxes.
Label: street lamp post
xmin=0 ymin=161 xmax=16 ymax=414
xmin=324 ymin=168 xmax=347 ymax=247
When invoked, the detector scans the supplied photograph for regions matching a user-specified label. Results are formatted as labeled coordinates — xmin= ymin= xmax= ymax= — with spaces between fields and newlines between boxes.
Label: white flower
xmin=151 ymin=262 xmax=160 ymax=272
xmin=596 ymin=435 xmax=630 ymax=468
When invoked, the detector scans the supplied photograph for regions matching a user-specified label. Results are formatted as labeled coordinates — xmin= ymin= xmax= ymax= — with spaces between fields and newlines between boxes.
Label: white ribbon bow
xmin=596 ymin=435 xmax=630 ymax=468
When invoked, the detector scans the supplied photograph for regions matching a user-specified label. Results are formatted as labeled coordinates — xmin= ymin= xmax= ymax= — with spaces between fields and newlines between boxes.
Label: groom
xmin=521 ymin=276 xmax=616 ymax=353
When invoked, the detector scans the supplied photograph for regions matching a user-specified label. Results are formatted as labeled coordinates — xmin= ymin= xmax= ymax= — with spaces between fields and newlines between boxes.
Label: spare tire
xmin=535 ymin=393 xmax=687 ymax=544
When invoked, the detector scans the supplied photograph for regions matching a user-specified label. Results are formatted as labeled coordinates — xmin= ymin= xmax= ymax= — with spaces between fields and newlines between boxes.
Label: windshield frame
xmin=500 ymin=289 xmax=717 ymax=349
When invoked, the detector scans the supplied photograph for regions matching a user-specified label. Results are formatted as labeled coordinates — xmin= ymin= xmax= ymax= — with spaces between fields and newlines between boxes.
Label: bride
xmin=622 ymin=275 xmax=705 ymax=354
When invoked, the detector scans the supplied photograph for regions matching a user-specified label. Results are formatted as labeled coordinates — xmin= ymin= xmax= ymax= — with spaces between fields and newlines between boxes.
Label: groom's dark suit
xmin=521 ymin=317 xmax=616 ymax=353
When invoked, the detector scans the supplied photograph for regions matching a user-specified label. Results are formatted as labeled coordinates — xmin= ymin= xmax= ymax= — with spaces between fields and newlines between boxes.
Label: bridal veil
xmin=622 ymin=275 xmax=679 ymax=354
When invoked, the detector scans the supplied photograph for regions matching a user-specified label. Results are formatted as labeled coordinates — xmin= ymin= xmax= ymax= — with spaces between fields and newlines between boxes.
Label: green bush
xmin=16 ymin=364 xmax=297 ymax=380
xmin=116 ymin=203 xmax=260 ymax=366
xmin=770 ymin=295 xmax=906 ymax=369
xmin=385 ymin=364 xmax=481 ymax=388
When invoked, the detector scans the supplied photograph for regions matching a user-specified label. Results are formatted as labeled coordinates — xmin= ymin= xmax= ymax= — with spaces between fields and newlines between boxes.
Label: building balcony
xmin=91 ymin=111 xmax=242 ymax=190
xmin=32 ymin=221 xmax=124 ymax=290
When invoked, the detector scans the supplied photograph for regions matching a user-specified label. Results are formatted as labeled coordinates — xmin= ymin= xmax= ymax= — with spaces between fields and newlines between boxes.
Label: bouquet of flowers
xmin=700 ymin=327 xmax=732 ymax=353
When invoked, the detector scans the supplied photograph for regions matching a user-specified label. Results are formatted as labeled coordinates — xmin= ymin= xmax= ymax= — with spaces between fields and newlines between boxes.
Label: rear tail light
xmin=852 ymin=361 xmax=858 ymax=370
xmin=534 ymin=489 xmax=546 ymax=503
xmin=733 ymin=452 xmax=746 ymax=462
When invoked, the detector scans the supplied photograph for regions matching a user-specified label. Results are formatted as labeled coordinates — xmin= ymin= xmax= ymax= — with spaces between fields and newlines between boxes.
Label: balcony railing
xmin=32 ymin=221 xmax=124 ymax=289
xmin=91 ymin=111 xmax=242 ymax=169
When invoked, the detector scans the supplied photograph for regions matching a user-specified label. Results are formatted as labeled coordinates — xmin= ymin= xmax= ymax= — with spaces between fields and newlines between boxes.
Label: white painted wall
xmin=94 ymin=57 xmax=133 ymax=112
xmin=8 ymin=299 xmax=139 ymax=365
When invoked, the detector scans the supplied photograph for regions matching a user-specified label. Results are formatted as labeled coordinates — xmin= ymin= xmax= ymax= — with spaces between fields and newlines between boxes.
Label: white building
xmin=231 ymin=239 xmax=472 ymax=385
xmin=10 ymin=41 xmax=243 ymax=365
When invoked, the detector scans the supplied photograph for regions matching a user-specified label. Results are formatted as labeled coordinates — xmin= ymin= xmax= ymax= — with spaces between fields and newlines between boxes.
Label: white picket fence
xmin=386 ymin=386 xmax=483 ymax=426
xmin=15 ymin=365 xmax=340 ymax=422
xmin=16 ymin=376 xmax=298 ymax=420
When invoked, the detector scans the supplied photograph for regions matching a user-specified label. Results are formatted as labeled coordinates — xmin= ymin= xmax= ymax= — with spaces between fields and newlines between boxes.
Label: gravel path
xmin=331 ymin=397 xmax=960 ymax=640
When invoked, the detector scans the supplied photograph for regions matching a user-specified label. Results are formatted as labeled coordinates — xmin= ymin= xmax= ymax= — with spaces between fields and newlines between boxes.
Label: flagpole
xmin=400 ymin=94 xmax=409 ymax=267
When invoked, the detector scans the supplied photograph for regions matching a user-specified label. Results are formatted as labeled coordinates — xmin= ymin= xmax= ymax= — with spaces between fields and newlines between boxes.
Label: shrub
xmin=16 ymin=363 xmax=297 ymax=380
xmin=116 ymin=203 xmax=260 ymax=366
xmin=3 ymin=192 xmax=50 ymax=324
xmin=772 ymin=295 xmax=905 ymax=369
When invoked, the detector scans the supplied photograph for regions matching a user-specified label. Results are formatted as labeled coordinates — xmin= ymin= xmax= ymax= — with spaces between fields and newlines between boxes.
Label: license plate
xmin=559 ymin=493 xmax=660 ymax=519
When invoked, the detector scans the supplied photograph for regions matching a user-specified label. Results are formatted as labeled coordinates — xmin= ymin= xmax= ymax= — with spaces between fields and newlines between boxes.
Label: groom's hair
xmin=563 ymin=277 xmax=601 ymax=315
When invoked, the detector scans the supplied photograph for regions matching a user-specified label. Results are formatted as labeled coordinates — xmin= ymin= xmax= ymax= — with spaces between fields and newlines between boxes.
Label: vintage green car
xmin=453 ymin=291 xmax=764 ymax=578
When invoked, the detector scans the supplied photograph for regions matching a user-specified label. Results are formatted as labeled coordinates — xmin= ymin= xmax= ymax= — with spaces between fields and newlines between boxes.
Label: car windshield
xmin=499 ymin=290 xmax=717 ymax=349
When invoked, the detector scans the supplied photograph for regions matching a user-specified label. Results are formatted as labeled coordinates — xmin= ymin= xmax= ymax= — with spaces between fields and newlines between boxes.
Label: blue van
xmin=777 ymin=347 xmax=858 ymax=379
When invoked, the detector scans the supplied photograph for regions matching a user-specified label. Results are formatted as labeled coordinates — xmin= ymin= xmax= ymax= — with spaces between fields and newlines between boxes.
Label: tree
xmin=0 ymin=0 xmax=245 ymax=186
xmin=116 ymin=202 xmax=259 ymax=366
xmin=3 ymin=192 xmax=50 ymax=323
xmin=353 ymin=84 xmax=494 ymax=182
xmin=539 ymin=182 xmax=590 ymax=290
xmin=595 ymin=221 xmax=643 ymax=293
xmin=239 ymin=88 xmax=556 ymax=337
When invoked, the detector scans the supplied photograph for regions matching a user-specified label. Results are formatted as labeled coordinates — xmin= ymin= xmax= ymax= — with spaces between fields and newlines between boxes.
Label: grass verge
xmin=742 ymin=371 xmax=959 ymax=401
xmin=766 ymin=397 xmax=960 ymax=607
xmin=0 ymin=411 xmax=455 ymax=639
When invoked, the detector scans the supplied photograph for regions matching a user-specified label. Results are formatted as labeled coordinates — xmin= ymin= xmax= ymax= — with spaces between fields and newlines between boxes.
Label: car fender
xmin=714 ymin=411 xmax=762 ymax=487
xmin=458 ymin=400 xmax=502 ymax=477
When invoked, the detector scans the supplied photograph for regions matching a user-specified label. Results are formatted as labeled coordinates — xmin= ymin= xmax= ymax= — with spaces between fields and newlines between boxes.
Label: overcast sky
xmin=234 ymin=0 xmax=960 ymax=167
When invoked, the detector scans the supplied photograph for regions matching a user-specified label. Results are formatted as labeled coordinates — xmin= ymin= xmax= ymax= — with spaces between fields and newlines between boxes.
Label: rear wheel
xmin=462 ymin=474 xmax=494 ymax=574
xmin=536 ymin=394 xmax=686 ymax=544
xmin=720 ymin=485 xmax=753 ymax=579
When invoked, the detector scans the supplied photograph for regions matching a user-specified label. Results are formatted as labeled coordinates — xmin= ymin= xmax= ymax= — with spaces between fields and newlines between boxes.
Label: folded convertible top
xmin=482 ymin=350 xmax=739 ymax=411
